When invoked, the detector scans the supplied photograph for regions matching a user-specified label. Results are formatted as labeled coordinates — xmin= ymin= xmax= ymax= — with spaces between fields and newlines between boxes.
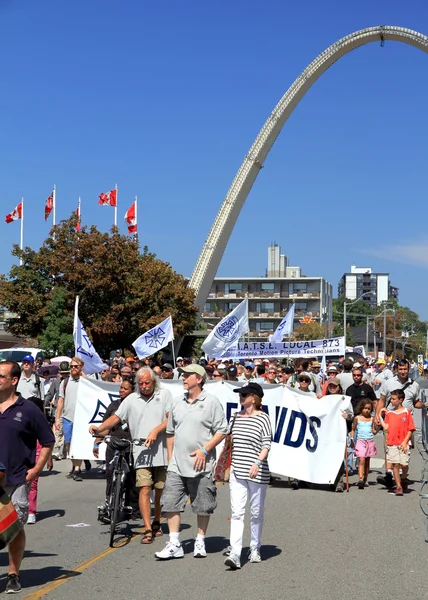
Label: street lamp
xmin=343 ymin=292 xmax=374 ymax=351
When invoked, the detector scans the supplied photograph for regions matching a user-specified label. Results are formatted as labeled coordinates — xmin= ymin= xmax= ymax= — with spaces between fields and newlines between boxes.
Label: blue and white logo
xmin=133 ymin=316 xmax=174 ymax=359
xmin=144 ymin=326 xmax=166 ymax=350
xmin=214 ymin=316 xmax=240 ymax=344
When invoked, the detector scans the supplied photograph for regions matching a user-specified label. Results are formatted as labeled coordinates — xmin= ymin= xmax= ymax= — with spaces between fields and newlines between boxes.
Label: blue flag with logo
xmin=202 ymin=299 xmax=249 ymax=358
xmin=270 ymin=303 xmax=295 ymax=343
xmin=73 ymin=297 xmax=105 ymax=374
xmin=132 ymin=316 xmax=174 ymax=359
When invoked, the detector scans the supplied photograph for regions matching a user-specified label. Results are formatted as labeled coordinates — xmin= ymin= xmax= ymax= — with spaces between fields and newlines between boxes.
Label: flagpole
xmin=171 ymin=340 xmax=176 ymax=367
xmin=114 ymin=184 xmax=118 ymax=228
xmin=78 ymin=196 xmax=81 ymax=228
xmin=134 ymin=196 xmax=138 ymax=241
xmin=73 ymin=296 xmax=79 ymax=343
xmin=20 ymin=197 xmax=24 ymax=266
xmin=53 ymin=185 xmax=56 ymax=226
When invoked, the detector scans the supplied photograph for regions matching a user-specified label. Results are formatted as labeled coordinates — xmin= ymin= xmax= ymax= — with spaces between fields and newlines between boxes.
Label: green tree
xmin=38 ymin=287 xmax=74 ymax=355
xmin=0 ymin=216 xmax=197 ymax=355
xmin=332 ymin=297 xmax=374 ymax=330
xmin=293 ymin=322 xmax=326 ymax=341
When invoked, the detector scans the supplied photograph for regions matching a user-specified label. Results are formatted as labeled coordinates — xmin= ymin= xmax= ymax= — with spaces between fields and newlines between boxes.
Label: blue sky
xmin=1 ymin=1 xmax=428 ymax=319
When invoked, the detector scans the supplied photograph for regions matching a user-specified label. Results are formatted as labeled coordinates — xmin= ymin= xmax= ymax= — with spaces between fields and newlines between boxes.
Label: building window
xmin=256 ymin=302 xmax=274 ymax=313
xmin=260 ymin=282 xmax=275 ymax=291
xmin=225 ymin=283 xmax=243 ymax=294
xmin=295 ymin=302 xmax=307 ymax=311
xmin=256 ymin=322 xmax=274 ymax=331
xmin=289 ymin=282 xmax=306 ymax=293
xmin=226 ymin=302 xmax=241 ymax=310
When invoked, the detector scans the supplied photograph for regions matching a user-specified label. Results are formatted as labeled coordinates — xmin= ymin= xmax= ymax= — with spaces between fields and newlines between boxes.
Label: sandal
xmin=140 ymin=529 xmax=153 ymax=544
xmin=152 ymin=520 xmax=163 ymax=537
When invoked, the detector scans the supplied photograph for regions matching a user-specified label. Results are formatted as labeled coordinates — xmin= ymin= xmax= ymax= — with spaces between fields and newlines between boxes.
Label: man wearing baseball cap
xmin=371 ymin=358 xmax=393 ymax=398
xmin=17 ymin=355 xmax=44 ymax=402
xmin=155 ymin=363 xmax=228 ymax=561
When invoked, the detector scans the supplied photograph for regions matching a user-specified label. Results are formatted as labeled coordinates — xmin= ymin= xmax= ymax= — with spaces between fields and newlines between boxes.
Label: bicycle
xmin=94 ymin=434 xmax=145 ymax=547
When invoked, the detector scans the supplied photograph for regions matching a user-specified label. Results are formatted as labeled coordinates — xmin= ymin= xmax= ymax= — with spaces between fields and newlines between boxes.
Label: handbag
xmin=213 ymin=413 xmax=238 ymax=483
xmin=0 ymin=488 xmax=22 ymax=550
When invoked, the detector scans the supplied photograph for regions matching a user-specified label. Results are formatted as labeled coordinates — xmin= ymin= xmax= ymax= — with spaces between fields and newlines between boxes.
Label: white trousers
xmin=229 ymin=471 xmax=268 ymax=556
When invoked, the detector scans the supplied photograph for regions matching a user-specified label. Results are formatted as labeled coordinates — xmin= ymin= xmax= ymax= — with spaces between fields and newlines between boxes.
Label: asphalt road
xmin=1 ymin=428 xmax=428 ymax=600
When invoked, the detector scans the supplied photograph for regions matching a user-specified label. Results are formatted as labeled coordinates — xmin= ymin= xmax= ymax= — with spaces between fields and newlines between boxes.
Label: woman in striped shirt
xmin=224 ymin=382 xmax=272 ymax=570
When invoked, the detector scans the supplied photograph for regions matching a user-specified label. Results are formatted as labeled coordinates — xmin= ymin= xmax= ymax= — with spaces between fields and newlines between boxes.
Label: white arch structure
xmin=189 ymin=25 xmax=428 ymax=310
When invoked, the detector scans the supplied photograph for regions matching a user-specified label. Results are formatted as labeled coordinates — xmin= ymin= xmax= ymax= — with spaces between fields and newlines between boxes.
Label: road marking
xmin=21 ymin=520 xmax=157 ymax=600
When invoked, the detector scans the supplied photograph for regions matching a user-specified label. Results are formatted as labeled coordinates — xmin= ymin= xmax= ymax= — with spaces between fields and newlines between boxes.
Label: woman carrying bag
xmin=224 ymin=382 xmax=272 ymax=570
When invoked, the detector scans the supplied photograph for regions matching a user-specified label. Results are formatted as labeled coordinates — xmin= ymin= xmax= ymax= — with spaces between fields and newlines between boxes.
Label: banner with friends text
xmin=70 ymin=377 xmax=348 ymax=484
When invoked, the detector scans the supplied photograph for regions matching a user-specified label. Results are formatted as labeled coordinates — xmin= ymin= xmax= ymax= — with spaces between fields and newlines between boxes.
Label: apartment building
xmin=200 ymin=245 xmax=333 ymax=339
xmin=338 ymin=265 xmax=398 ymax=309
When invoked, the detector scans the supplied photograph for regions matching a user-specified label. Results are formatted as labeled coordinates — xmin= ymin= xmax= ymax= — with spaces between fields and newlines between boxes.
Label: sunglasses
xmin=300 ymin=379 xmax=310 ymax=383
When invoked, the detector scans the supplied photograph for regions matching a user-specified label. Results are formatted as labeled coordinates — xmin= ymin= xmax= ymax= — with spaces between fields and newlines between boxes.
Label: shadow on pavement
xmin=240 ymin=544 xmax=282 ymax=565
xmin=37 ymin=508 xmax=66 ymax=521
xmin=0 ymin=550 xmax=58 ymax=568
xmin=181 ymin=534 xmax=229 ymax=555
xmin=0 ymin=565 xmax=79 ymax=592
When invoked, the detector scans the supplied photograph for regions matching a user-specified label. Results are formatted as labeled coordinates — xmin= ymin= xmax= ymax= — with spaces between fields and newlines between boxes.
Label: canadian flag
xmin=98 ymin=189 xmax=117 ymax=207
xmin=5 ymin=202 xmax=23 ymax=224
xmin=124 ymin=200 xmax=137 ymax=234
xmin=45 ymin=192 xmax=54 ymax=221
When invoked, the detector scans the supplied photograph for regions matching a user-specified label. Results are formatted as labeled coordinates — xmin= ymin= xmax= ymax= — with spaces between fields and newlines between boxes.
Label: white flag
xmin=353 ymin=345 xmax=366 ymax=358
xmin=202 ymin=299 xmax=249 ymax=357
xmin=270 ymin=303 xmax=295 ymax=343
xmin=132 ymin=316 xmax=174 ymax=359
xmin=73 ymin=297 xmax=105 ymax=374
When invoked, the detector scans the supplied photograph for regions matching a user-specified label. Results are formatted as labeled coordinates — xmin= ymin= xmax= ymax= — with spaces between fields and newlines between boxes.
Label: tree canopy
xmin=0 ymin=216 xmax=197 ymax=355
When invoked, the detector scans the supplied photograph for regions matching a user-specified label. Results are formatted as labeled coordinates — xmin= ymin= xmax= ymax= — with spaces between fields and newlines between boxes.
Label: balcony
xmin=288 ymin=292 xmax=320 ymax=299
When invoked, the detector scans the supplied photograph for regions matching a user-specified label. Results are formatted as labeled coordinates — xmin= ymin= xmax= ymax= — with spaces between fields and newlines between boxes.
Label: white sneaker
xmin=248 ymin=547 xmax=261 ymax=563
xmin=155 ymin=541 xmax=184 ymax=560
xmin=194 ymin=539 xmax=207 ymax=558
xmin=224 ymin=552 xmax=241 ymax=570
xmin=27 ymin=513 xmax=36 ymax=525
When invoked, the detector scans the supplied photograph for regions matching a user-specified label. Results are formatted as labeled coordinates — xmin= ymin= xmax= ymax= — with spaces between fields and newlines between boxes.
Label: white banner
xmin=215 ymin=337 xmax=345 ymax=359
xmin=71 ymin=378 xmax=348 ymax=484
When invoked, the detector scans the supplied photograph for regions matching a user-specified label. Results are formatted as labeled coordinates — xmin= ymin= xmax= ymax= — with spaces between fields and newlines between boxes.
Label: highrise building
xmin=338 ymin=265 xmax=398 ymax=309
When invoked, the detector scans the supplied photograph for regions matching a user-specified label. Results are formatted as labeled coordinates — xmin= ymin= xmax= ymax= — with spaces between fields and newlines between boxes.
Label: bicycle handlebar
xmin=92 ymin=434 xmax=146 ymax=445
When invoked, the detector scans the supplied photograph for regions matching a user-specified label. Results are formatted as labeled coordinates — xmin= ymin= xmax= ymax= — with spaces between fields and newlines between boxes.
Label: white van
xmin=0 ymin=347 xmax=45 ymax=364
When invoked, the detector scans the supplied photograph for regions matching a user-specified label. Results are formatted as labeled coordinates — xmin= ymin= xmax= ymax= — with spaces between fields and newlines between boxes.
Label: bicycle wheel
xmin=109 ymin=470 xmax=122 ymax=547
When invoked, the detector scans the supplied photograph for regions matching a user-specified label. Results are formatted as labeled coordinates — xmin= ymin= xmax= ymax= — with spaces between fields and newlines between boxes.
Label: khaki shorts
xmin=135 ymin=466 xmax=167 ymax=489
xmin=386 ymin=445 xmax=411 ymax=466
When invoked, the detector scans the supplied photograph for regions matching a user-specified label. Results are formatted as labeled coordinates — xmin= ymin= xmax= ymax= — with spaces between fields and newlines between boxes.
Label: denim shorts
xmin=62 ymin=418 xmax=73 ymax=444
xmin=161 ymin=471 xmax=217 ymax=515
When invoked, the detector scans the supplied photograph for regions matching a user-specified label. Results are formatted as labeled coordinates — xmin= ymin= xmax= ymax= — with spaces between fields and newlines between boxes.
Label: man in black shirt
xmin=346 ymin=367 xmax=377 ymax=416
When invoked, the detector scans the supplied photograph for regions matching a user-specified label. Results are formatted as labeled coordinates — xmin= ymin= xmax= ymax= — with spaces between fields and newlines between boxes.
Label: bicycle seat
xmin=107 ymin=437 xmax=131 ymax=451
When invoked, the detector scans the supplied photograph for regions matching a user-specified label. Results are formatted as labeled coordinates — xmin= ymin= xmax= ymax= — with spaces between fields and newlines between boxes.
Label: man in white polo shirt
xmin=155 ymin=363 xmax=227 ymax=561
xmin=90 ymin=367 xmax=171 ymax=544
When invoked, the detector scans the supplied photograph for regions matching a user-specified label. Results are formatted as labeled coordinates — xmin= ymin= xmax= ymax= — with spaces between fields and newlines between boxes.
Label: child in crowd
xmin=379 ymin=389 xmax=416 ymax=495
xmin=351 ymin=400 xmax=378 ymax=489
